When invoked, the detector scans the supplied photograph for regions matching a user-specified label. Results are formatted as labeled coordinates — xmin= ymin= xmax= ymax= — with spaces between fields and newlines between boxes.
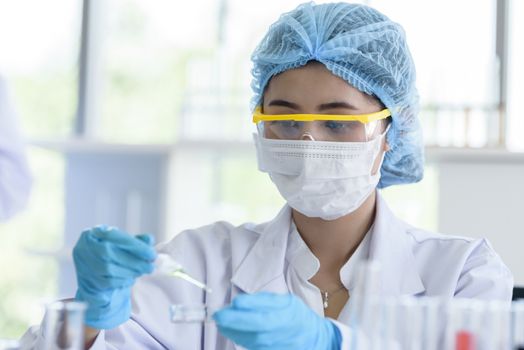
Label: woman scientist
xmin=22 ymin=2 xmax=513 ymax=349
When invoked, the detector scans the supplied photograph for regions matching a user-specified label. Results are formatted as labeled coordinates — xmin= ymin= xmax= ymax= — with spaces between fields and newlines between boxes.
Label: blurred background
xmin=0 ymin=0 xmax=522 ymax=338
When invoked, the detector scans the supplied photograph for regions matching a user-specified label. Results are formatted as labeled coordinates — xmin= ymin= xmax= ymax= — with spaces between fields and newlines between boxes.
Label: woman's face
xmin=261 ymin=61 xmax=389 ymax=174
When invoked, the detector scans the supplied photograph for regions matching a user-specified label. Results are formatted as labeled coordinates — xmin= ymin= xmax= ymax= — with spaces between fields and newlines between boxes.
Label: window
xmin=370 ymin=0 xmax=499 ymax=148
xmin=0 ymin=0 xmax=81 ymax=139
xmin=96 ymin=0 xmax=220 ymax=143
xmin=507 ymin=0 xmax=524 ymax=151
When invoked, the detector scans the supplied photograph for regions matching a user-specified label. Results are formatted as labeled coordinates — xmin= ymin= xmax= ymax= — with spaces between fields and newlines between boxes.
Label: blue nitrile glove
xmin=213 ymin=292 xmax=342 ymax=350
xmin=73 ymin=225 xmax=156 ymax=329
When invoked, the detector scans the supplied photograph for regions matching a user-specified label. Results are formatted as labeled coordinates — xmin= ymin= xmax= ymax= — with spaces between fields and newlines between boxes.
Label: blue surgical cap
xmin=250 ymin=2 xmax=423 ymax=188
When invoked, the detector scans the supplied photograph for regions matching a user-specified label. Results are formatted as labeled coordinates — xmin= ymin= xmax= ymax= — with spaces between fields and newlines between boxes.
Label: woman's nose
xmin=300 ymin=123 xmax=317 ymax=141
xmin=301 ymin=131 xmax=315 ymax=141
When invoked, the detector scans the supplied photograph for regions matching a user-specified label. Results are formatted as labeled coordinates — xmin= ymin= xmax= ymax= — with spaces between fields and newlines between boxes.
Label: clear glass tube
xmin=348 ymin=260 xmax=381 ymax=328
xmin=512 ymin=301 xmax=524 ymax=350
xmin=444 ymin=298 xmax=484 ymax=350
xmin=480 ymin=300 xmax=511 ymax=350
xmin=397 ymin=296 xmax=425 ymax=350
xmin=419 ymin=297 xmax=443 ymax=350
xmin=373 ymin=297 xmax=401 ymax=350
xmin=170 ymin=304 xmax=219 ymax=323
xmin=43 ymin=301 xmax=87 ymax=350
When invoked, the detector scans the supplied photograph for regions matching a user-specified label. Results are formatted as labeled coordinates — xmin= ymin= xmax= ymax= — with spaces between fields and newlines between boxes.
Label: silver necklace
xmin=320 ymin=286 xmax=346 ymax=309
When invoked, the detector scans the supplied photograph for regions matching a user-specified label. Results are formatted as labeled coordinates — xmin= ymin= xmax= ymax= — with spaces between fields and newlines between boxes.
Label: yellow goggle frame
xmin=252 ymin=106 xmax=391 ymax=124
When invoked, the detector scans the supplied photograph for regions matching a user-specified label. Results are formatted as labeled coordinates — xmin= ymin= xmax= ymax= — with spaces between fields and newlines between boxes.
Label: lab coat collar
xmin=368 ymin=192 xmax=426 ymax=296
xmin=284 ymin=220 xmax=372 ymax=292
xmin=231 ymin=192 xmax=426 ymax=297
xmin=230 ymin=205 xmax=292 ymax=294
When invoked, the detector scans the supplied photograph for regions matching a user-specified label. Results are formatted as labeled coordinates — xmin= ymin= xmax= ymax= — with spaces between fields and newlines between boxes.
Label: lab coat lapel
xmin=228 ymin=207 xmax=292 ymax=350
xmin=230 ymin=205 xmax=291 ymax=295
xmin=368 ymin=193 xmax=426 ymax=297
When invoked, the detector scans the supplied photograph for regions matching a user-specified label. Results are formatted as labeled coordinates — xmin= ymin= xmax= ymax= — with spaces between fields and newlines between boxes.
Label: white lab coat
xmin=21 ymin=193 xmax=513 ymax=349
xmin=0 ymin=75 xmax=32 ymax=221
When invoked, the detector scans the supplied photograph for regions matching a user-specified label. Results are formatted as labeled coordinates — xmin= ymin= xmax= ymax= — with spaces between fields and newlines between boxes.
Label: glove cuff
xmin=75 ymin=289 xmax=132 ymax=330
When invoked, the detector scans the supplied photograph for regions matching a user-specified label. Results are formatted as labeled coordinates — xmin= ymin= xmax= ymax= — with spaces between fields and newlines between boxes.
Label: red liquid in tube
xmin=456 ymin=330 xmax=475 ymax=350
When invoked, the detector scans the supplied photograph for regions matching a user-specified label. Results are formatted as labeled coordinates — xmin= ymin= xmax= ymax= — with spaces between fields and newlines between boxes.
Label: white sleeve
xmin=0 ymin=76 xmax=32 ymax=221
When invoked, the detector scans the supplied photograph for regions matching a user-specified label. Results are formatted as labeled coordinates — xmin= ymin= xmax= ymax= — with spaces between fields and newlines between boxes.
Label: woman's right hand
xmin=73 ymin=225 xmax=156 ymax=330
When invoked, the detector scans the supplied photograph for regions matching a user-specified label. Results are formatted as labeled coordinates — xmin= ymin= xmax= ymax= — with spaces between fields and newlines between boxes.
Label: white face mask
xmin=254 ymin=131 xmax=386 ymax=220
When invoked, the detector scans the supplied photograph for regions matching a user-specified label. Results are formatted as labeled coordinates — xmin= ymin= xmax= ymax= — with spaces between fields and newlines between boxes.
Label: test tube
xmin=512 ymin=300 xmax=524 ymax=350
xmin=444 ymin=298 xmax=484 ymax=350
xmin=348 ymin=260 xmax=381 ymax=328
xmin=479 ymin=300 xmax=511 ymax=350
xmin=42 ymin=301 xmax=87 ymax=350
xmin=395 ymin=296 xmax=428 ymax=350
xmin=419 ymin=297 xmax=444 ymax=350
xmin=373 ymin=297 xmax=401 ymax=350
xmin=347 ymin=260 xmax=381 ymax=350
xmin=360 ymin=293 xmax=384 ymax=346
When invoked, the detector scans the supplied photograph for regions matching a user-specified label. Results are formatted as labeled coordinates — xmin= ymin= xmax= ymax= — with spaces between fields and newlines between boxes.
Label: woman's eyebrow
xmin=267 ymin=99 xmax=300 ymax=109
xmin=267 ymin=100 xmax=359 ymax=111
xmin=318 ymin=102 xmax=359 ymax=110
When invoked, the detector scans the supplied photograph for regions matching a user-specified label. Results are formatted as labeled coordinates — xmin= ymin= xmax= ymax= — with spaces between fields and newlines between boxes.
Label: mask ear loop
xmin=364 ymin=119 xmax=391 ymax=142
xmin=364 ymin=120 xmax=379 ymax=142
xmin=371 ymin=123 xmax=391 ymax=176
xmin=257 ymin=120 xmax=265 ymax=136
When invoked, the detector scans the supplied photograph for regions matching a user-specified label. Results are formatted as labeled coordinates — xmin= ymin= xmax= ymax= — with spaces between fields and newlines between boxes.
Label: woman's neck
xmin=292 ymin=191 xmax=377 ymax=271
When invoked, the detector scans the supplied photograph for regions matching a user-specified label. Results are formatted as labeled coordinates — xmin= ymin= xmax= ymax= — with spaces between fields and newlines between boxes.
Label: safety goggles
xmin=252 ymin=106 xmax=391 ymax=142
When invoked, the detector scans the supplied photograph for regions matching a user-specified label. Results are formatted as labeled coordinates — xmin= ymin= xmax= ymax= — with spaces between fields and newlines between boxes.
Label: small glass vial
xmin=43 ymin=300 xmax=87 ymax=350
xmin=170 ymin=304 xmax=217 ymax=323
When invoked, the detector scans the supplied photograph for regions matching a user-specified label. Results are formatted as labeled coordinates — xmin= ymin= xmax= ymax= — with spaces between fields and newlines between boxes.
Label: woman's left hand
xmin=213 ymin=292 xmax=341 ymax=350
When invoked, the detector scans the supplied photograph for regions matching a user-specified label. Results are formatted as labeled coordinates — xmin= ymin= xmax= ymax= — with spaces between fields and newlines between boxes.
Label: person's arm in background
xmin=0 ymin=75 xmax=32 ymax=221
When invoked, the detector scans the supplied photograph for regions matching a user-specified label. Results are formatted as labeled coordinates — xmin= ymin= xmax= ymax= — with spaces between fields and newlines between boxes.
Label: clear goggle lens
xmin=263 ymin=119 xmax=384 ymax=142
xmin=253 ymin=107 xmax=391 ymax=142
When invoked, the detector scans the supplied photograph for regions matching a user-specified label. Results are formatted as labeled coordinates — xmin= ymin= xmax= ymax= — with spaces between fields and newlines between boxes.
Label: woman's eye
xmin=324 ymin=120 xmax=361 ymax=132
xmin=324 ymin=121 xmax=345 ymax=130
xmin=271 ymin=121 xmax=299 ymax=128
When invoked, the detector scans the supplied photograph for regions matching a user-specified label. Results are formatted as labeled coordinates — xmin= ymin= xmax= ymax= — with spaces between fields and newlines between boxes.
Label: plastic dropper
xmin=155 ymin=253 xmax=213 ymax=293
